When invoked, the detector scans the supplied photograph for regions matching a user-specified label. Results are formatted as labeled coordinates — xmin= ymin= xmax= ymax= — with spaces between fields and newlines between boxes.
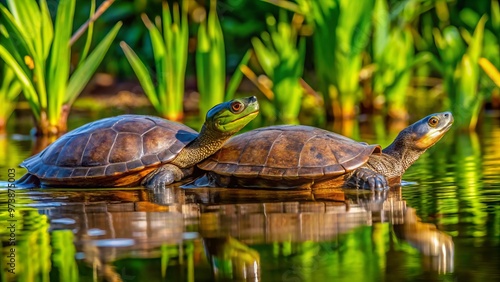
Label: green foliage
xmin=225 ymin=49 xmax=253 ymax=101
xmin=121 ymin=1 xmax=188 ymax=120
xmin=478 ymin=1 xmax=500 ymax=97
xmin=480 ymin=58 xmax=500 ymax=87
xmin=0 ymin=62 xmax=21 ymax=132
xmin=0 ymin=0 xmax=121 ymax=135
xmin=196 ymin=0 xmax=256 ymax=119
xmin=73 ymin=0 xmax=164 ymax=77
xmin=327 ymin=0 xmax=374 ymax=119
xmin=0 ymin=0 xmax=498 ymax=130
xmin=251 ymin=11 xmax=306 ymax=123
xmin=371 ymin=0 xmax=430 ymax=119
xmin=433 ymin=15 xmax=487 ymax=130
xmin=268 ymin=0 xmax=374 ymax=119
xmin=196 ymin=0 xmax=226 ymax=118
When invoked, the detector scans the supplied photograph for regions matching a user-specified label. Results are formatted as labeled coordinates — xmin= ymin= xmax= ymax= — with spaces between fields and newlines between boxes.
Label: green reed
xmin=479 ymin=1 xmax=500 ymax=90
xmin=319 ymin=0 xmax=373 ymax=120
xmin=0 ymin=62 xmax=21 ymax=133
xmin=196 ymin=0 xmax=225 ymax=118
xmin=480 ymin=58 xmax=500 ymax=87
xmin=121 ymin=1 xmax=188 ymax=121
xmin=251 ymin=11 xmax=306 ymax=123
xmin=196 ymin=0 xmax=255 ymax=119
xmin=265 ymin=0 xmax=373 ymax=120
xmin=371 ymin=0 xmax=432 ymax=120
xmin=433 ymin=15 xmax=487 ymax=130
xmin=0 ymin=0 xmax=121 ymax=136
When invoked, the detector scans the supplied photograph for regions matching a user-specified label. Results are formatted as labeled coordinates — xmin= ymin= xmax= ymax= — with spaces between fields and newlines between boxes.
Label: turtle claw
xmin=347 ymin=168 xmax=389 ymax=191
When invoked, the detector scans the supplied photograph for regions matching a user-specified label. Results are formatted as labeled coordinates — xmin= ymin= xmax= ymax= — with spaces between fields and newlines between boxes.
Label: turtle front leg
xmin=346 ymin=168 xmax=388 ymax=191
xmin=142 ymin=164 xmax=185 ymax=189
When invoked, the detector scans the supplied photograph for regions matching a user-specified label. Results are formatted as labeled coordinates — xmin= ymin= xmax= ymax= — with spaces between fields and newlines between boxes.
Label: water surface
xmin=1 ymin=113 xmax=499 ymax=281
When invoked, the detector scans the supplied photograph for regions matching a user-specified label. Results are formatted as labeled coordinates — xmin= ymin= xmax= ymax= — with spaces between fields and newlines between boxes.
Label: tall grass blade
xmin=6 ymin=0 xmax=40 ymax=44
xmin=78 ymin=0 xmax=96 ymax=65
xmin=454 ymin=16 xmax=486 ymax=130
xmin=281 ymin=0 xmax=373 ymax=119
xmin=141 ymin=14 xmax=167 ymax=110
xmin=0 ymin=64 xmax=22 ymax=131
xmin=435 ymin=15 xmax=487 ymax=130
xmin=371 ymin=0 xmax=415 ymax=119
xmin=0 ymin=45 xmax=40 ymax=119
xmin=479 ymin=58 xmax=500 ymax=87
xmin=225 ymin=49 xmax=252 ymax=100
xmin=120 ymin=42 xmax=161 ymax=112
xmin=122 ymin=1 xmax=187 ymax=120
xmin=67 ymin=22 xmax=122 ymax=106
xmin=39 ymin=0 xmax=53 ymax=60
xmin=0 ymin=0 xmax=119 ymax=135
xmin=196 ymin=0 xmax=226 ymax=117
xmin=251 ymin=12 xmax=305 ymax=123
xmin=47 ymin=0 xmax=75 ymax=125
xmin=0 ymin=5 xmax=37 ymax=87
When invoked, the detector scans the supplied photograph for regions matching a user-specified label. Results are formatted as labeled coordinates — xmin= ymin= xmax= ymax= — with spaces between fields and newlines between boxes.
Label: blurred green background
xmin=0 ymin=0 xmax=499 ymax=135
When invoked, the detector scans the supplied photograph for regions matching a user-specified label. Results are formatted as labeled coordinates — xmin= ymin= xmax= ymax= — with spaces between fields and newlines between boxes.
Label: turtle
xmin=195 ymin=112 xmax=453 ymax=190
xmin=17 ymin=96 xmax=259 ymax=189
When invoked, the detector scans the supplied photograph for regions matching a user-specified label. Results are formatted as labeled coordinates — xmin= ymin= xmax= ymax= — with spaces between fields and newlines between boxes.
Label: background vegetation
xmin=0 ymin=0 xmax=499 ymax=135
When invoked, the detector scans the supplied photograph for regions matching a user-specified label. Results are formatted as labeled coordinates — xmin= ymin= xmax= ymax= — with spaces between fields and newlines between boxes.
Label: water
xmin=1 ymin=113 xmax=500 ymax=281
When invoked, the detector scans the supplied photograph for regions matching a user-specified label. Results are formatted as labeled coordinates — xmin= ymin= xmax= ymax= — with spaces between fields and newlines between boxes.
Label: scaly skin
xmin=346 ymin=112 xmax=454 ymax=190
xmin=142 ymin=96 xmax=259 ymax=188
xmin=171 ymin=124 xmax=234 ymax=168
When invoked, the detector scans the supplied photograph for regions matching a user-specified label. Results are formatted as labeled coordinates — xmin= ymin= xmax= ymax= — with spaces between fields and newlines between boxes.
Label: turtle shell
xmin=21 ymin=115 xmax=198 ymax=187
xmin=198 ymin=125 xmax=382 ymax=188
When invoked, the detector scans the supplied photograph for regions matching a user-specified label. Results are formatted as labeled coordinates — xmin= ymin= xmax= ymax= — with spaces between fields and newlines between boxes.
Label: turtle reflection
xmin=20 ymin=186 xmax=454 ymax=281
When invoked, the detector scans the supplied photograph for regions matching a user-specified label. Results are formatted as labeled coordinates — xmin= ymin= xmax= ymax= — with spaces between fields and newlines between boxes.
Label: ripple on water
xmin=87 ymin=228 xmax=107 ymax=236
xmin=51 ymin=218 xmax=77 ymax=225
xmin=1 ymin=115 xmax=500 ymax=281
xmin=92 ymin=238 xmax=135 ymax=248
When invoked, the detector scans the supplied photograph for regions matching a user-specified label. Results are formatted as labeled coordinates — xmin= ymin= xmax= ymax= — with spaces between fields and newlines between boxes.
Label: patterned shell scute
xmin=199 ymin=125 xmax=382 ymax=180
xmin=22 ymin=115 xmax=198 ymax=179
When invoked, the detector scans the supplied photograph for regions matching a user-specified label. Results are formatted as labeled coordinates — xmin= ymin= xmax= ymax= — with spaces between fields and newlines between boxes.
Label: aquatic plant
xmin=264 ymin=0 xmax=373 ymax=120
xmin=121 ymin=1 xmax=188 ymax=121
xmin=477 ymin=1 xmax=500 ymax=97
xmin=0 ymin=63 xmax=21 ymax=133
xmin=0 ymin=0 xmax=121 ymax=136
xmin=432 ymin=15 xmax=487 ymax=130
xmin=480 ymin=58 xmax=500 ymax=87
xmin=371 ymin=0 xmax=431 ymax=120
xmin=249 ymin=11 xmax=306 ymax=123
xmin=72 ymin=1 xmax=165 ymax=77
xmin=196 ymin=0 xmax=226 ymax=118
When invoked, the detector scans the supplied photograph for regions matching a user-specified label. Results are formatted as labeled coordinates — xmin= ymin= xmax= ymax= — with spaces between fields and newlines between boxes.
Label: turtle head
xmin=382 ymin=112 xmax=453 ymax=171
xmin=205 ymin=96 xmax=259 ymax=135
xmin=409 ymin=112 xmax=454 ymax=150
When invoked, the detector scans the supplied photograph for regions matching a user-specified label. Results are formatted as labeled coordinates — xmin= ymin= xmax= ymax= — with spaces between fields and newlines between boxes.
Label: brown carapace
xmin=197 ymin=112 xmax=454 ymax=190
xmin=17 ymin=96 xmax=260 ymax=188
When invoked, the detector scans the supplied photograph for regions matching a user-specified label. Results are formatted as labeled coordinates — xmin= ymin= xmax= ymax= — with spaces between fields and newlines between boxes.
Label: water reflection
xmin=5 ymin=114 xmax=500 ymax=281
xmin=1 ymin=185 xmax=454 ymax=281
xmin=400 ymin=119 xmax=500 ymax=280
xmin=0 ymin=135 xmax=30 ymax=176
xmin=0 ymin=197 xmax=50 ymax=282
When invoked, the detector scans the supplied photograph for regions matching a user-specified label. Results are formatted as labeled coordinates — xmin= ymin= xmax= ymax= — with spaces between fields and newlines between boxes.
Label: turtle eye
xmin=428 ymin=116 xmax=439 ymax=127
xmin=230 ymin=101 xmax=244 ymax=113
